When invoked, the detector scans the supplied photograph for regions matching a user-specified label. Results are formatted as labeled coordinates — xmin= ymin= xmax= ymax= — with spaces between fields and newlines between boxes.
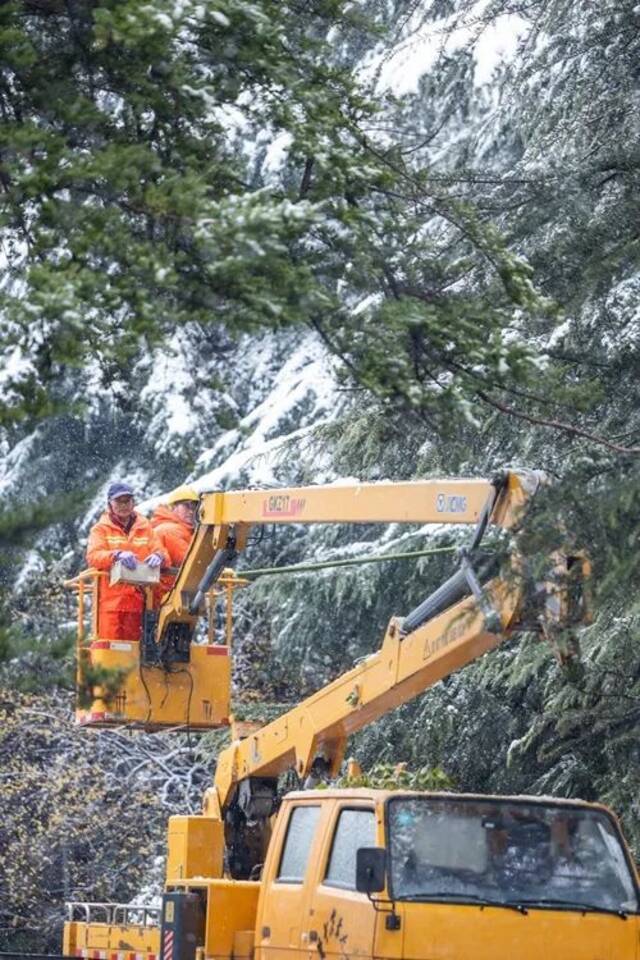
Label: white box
xmin=110 ymin=560 xmax=161 ymax=586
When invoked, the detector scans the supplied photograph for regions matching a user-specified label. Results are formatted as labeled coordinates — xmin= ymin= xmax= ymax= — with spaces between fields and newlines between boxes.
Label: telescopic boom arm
xmin=155 ymin=470 xmax=537 ymax=646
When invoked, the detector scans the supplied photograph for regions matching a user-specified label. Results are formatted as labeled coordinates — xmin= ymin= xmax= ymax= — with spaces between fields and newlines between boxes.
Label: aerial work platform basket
xmin=64 ymin=567 xmax=245 ymax=732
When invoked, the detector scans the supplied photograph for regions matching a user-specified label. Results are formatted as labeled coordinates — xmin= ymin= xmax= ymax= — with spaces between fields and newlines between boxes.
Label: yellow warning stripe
xmin=104 ymin=536 xmax=150 ymax=544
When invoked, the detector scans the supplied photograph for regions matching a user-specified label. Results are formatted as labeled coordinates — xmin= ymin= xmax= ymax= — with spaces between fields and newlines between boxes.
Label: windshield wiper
xmin=402 ymin=892 xmax=528 ymax=914
xmin=515 ymin=897 xmax=629 ymax=920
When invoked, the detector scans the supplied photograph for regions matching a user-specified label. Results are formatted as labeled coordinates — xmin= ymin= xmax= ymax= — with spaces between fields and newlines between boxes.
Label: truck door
xmin=257 ymin=801 xmax=327 ymax=960
xmin=305 ymin=805 xmax=378 ymax=960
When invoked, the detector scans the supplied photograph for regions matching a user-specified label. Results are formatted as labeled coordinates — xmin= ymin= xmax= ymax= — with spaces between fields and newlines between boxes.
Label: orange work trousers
xmin=98 ymin=608 xmax=143 ymax=641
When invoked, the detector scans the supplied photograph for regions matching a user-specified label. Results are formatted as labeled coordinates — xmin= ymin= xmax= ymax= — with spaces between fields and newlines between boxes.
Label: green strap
xmin=241 ymin=545 xmax=458 ymax=579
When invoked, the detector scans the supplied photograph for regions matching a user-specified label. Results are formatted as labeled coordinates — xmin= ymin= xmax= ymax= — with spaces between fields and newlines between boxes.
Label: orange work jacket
xmin=151 ymin=504 xmax=195 ymax=597
xmin=151 ymin=504 xmax=194 ymax=567
xmin=86 ymin=511 xmax=167 ymax=614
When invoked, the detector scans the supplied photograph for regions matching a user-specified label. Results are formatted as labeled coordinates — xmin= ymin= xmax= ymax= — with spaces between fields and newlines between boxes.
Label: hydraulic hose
xmin=189 ymin=541 xmax=237 ymax=614
xmin=469 ymin=475 xmax=503 ymax=551
xmin=400 ymin=553 xmax=499 ymax=636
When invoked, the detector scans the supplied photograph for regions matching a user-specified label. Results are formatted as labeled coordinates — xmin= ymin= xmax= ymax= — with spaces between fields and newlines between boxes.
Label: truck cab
xmin=254 ymin=789 xmax=640 ymax=960
xmin=65 ymin=789 xmax=640 ymax=960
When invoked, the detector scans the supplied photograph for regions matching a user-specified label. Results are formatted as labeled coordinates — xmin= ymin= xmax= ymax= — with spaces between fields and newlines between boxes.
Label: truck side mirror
xmin=356 ymin=847 xmax=386 ymax=894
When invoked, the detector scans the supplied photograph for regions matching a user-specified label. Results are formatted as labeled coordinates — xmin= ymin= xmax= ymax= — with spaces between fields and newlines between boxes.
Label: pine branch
xmin=476 ymin=390 xmax=640 ymax=455
xmin=299 ymin=157 xmax=314 ymax=198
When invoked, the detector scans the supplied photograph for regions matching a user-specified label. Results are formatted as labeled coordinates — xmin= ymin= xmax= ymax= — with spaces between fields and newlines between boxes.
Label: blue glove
xmin=115 ymin=550 xmax=137 ymax=570
xmin=145 ymin=553 xmax=163 ymax=568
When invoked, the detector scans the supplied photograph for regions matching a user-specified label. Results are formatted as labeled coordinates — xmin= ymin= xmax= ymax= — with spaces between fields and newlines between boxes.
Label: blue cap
xmin=107 ymin=481 xmax=135 ymax=501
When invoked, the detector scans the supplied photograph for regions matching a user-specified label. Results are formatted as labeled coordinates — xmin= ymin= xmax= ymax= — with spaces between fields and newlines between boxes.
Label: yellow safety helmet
xmin=166 ymin=485 xmax=200 ymax=506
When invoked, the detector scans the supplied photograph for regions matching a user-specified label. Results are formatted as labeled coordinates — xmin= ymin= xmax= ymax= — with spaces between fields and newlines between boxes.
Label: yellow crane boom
xmin=151 ymin=468 xmax=587 ymax=878
xmin=210 ymin=576 xmax=520 ymax=813
xmin=155 ymin=469 xmax=537 ymax=650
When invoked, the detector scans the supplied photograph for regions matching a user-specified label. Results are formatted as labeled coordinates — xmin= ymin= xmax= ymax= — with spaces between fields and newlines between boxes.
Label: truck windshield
xmin=387 ymin=797 xmax=638 ymax=914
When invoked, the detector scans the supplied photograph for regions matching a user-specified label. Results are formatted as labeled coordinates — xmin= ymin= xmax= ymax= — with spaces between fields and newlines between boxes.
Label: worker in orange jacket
xmin=87 ymin=482 xmax=168 ymax=641
xmin=151 ymin=485 xmax=199 ymax=602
